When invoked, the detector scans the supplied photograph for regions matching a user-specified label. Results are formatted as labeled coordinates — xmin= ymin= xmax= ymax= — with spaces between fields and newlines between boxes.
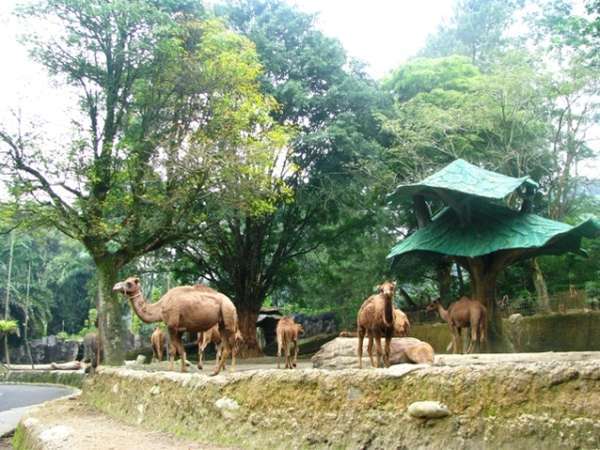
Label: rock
xmin=508 ymin=313 xmax=523 ymax=323
xmin=150 ymin=385 xmax=160 ymax=396
xmin=215 ymin=397 xmax=240 ymax=411
xmin=292 ymin=312 xmax=336 ymax=337
xmin=39 ymin=425 xmax=74 ymax=447
xmin=311 ymin=337 xmax=434 ymax=369
xmin=407 ymin=401 xmax=450 ymax=419
xmin=9 ymin=335 xmax=80 ymax=365
xmin=136 ymin=354 xmax=146 ymax=365
xmin=215 ymin=397 xmax=240 ymax=419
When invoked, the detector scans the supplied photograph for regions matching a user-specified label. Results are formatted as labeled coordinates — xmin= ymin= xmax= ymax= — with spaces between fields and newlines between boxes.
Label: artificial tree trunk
xmin=530 ymin=258 xmax=550 ymax=312
xmin=96 ymin=260 xmax=126 ymax=365
xmin=436 ymin=261 xmax=452 ymax=303
xmin=465 ymin=258 xmax=509 ymax=352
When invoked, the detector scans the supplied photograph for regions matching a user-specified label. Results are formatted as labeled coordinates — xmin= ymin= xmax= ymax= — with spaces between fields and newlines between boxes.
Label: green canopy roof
xmin=387 ymin=200 xmax=600 ymax=260
xmin=390 ymin=159 xmax=538 ymax=203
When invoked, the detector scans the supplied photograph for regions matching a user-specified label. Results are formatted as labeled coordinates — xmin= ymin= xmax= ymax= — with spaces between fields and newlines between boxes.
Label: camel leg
xmin=230 ymin=340 xmax=237 ymax=372
xmin=169 ymin=329 xmax=186 ymax=373
xmin=277 ymin=334 xmax=283 ymax=369
xmin=383 ymin=329 xmax=392 ymax=368
xmin=468 ymin=324 xmax=478 ymax=354
xmin=374 ymin=332 xmax=383 ymax=368
xmin=367 ymin=334 xmax=376 ymax=368
xmin=357 ymin=327 xmax=365 ymax=369
xmin=168 ymin=332 xmax=177 ymax=371
xmin=285 ymin=338 xmax=291 ymax=369
xmin=198 ymin=340 xmax=204 ymax=370
xmin=293 ymin=339 xmax=299 ymax=368
xmin=212 ymin=330 xmax=231 ymax=376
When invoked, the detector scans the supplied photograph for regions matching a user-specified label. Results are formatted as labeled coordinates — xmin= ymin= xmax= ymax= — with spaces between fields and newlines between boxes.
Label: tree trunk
xmin=455 ymin=263 xmax=465 ymax=295
xmin=467 ymin=258 xmax=510 ymax=352
xmin=96 ymin=260 xmax=126 ymax=365
xmin=530 ymin=258 xmax=550 ymax=312
xmin=236 ymin=305 xmax=263 ymax=358
xmin=25 ymin=262 xmax=34 ymax=368
xmin=436 ymin=261 xmax=452 ymax=303
xmin=4 ymin=230 xmax=15 ymax=367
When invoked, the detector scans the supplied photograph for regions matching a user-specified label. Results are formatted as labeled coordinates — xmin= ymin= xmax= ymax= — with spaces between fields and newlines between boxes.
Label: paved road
xmin=0 ymin=384 xmax=74 ymax=436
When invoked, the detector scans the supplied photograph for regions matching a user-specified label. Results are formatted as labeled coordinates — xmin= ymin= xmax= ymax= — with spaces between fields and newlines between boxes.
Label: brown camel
xmin=341 ymin=308 xmax=409 ymax=338
xmin=197 ymin=323 xmax=244 ymax=370
xmin=426 ymin=297 xmax=487 ymax=353
xmin=393 ymin=308 xmax=410 ymax=337
xmin=82 ymin=331 xmax=103 ymax=374
xmin=357 ymin=281 xmax=396 ymax=368
xmin=276 ymin=317 xmax=304 ymax=369
xmin=113 ymin=277 xmax=239 ymax=375
xmin=150 ymin=327 xmax=165 ymax=362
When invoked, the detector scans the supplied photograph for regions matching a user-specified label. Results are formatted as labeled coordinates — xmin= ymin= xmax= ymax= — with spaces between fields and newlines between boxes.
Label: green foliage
xmin=0 ymin=320 xmax=18 ymax=334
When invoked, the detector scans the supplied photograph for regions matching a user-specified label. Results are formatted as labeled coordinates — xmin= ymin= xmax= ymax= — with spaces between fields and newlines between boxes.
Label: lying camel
xmin=426 ymin=297 xmax=486 ymax=353
xmin=150 ymin=327 xmax=165 ymax=362
xmin=357 ymin=281 xmax=396 ymax=368
xmin=341 ymin=308 xmax=409 ymax=338
xmin=113 ymin=277 xmax=239 ymax=375
xmin=276 ymin=317 xmax=304 ymax=369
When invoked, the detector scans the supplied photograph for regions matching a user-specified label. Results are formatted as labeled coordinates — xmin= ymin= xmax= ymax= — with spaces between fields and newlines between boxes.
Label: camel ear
xmin=133 ymin=277 xmax=140 ymax=285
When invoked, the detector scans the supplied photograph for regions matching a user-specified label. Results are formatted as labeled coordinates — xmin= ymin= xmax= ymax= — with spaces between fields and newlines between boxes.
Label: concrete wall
xmin=79 ymin=361 xmax=600 ymax=449
xmin=411 ymin=311 xmax=600 ymax=354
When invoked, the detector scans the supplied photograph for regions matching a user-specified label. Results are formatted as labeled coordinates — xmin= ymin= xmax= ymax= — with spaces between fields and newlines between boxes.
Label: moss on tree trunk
xmin=96 ymin=261 xmax=126 ymax=365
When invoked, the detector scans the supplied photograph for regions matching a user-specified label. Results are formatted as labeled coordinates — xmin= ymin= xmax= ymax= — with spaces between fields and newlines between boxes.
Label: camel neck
xmin=127 ymin=291 xmax=162 ymax=323
xmin=437 ymin=304 xmax=449 ymax=322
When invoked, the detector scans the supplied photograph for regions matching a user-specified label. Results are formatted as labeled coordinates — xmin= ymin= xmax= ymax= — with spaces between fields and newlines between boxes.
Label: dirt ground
xmin=18 ymin=398 xmax=237 ymax=450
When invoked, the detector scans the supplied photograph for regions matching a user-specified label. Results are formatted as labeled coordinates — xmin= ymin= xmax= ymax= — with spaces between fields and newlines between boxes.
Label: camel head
xmin=425 ymin=298 xmax=441 ymax=312
xmin=377 ymin=281 xmax=396 ymax=298
xmin=112 ymin=276 xmax=141 ymax=297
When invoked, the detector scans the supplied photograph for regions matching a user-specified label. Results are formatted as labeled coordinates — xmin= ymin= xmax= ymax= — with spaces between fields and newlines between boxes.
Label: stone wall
xmin=411 ymin=311 xmax=600 ymax=354
xmin=7 ymin=336 xmax=80 ymax=365
xmin=80 ymin=360 xmax=600 ymax=449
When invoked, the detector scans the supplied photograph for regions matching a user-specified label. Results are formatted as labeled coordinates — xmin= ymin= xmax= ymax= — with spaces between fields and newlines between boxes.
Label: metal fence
xmin=407 ymin=289 xmax=596 ymax=326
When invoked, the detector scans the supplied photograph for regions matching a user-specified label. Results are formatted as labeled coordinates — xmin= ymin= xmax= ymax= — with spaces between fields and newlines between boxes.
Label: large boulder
xmin=311 ymin=337 xmax=434 ymax=369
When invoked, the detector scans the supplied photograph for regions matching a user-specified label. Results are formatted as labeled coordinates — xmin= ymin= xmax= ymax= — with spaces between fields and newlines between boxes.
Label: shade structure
xmin=389 ymin=159 xmax=538 ymax=203
xmin=388 ymin=200 xmax=600 ymax=261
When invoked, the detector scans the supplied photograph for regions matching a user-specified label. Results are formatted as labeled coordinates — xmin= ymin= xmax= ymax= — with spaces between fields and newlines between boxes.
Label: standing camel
xmin=150 ymin=327 xmax=165 ymax=362
xmin=426 ymin=297 xmax=487 ymax=353
xmin=276 ymin=317 xmax=304 ymax=369
xmin=357 ymin=281 xmax=396 ymax=368
xmin=113 ymin=277 xmax=238 ymax=375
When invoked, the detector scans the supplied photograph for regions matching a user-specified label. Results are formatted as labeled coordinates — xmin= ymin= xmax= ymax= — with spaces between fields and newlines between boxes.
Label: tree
xmin=421 ymin=0 xmax=525 ymax=68
xmin=1 ymin=0 xmax=287 ymax=364
xmin=175 ymin=0 xmax=386 ymax=355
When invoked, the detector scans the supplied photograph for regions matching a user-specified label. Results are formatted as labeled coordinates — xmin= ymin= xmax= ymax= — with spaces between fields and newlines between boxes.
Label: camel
xmin=426 ymin=297 xmax=487 ymax=354
xmin=341 ymin=308 xmax=409 ymax=338
xmin=197 ymin=323 xmax=244 ymax=370
xmin=393 ymin=308 xmax=410 ymax=337
xmin=357 ymin=281 xmax=396 ymax=368
xmin=113 ymin=277 xmax=239 ymax=375
xmin=276 ymin=317 xmax=304 ymax=369
xmin=82 ymin=331 xmax=102 ymax=374
xmin=150 ymin=327 xmax=165 ymax=362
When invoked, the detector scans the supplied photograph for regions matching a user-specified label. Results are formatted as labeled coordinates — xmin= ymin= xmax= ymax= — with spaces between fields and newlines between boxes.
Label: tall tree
xmin=1 ymin=0 xmax=287 ymax=363
xmin=421 ymin=0 xmax=525 ymax=68
xmin=176 ymin=0 xmax=385 ymax=355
